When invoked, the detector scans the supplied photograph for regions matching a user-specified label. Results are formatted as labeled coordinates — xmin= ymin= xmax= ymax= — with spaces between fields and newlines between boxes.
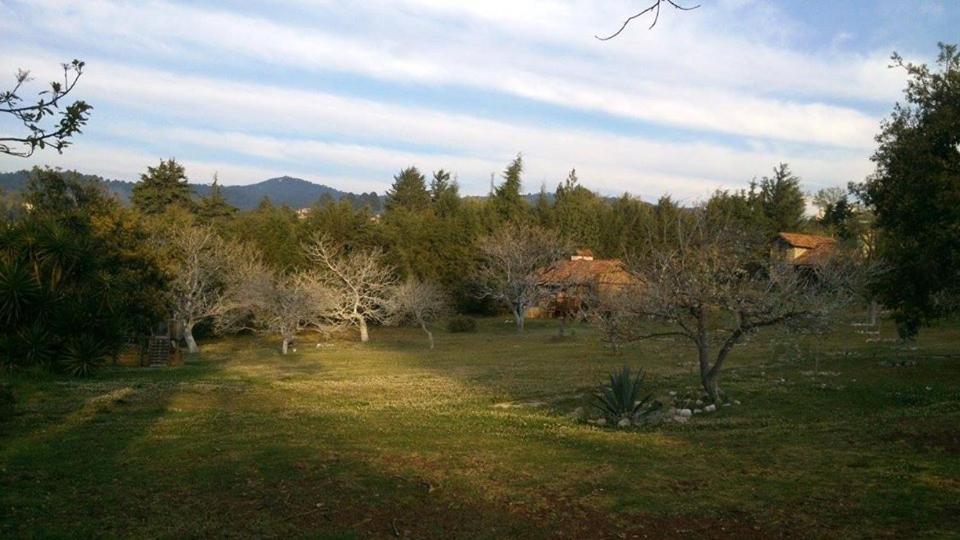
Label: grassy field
xmin=1 ymin=315 xmax=959 ymax=539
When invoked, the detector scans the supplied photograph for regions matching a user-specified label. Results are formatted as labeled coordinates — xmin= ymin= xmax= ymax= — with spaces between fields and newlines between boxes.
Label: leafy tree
xmin=196 ymin=174 xmax=237 ymax=224
xmin=553 ymin=169 xmax=602 ymax=250
xmin=757 ymin=163 xmax=806 ymax=234
xmin=492 ymin=154 xmax=530 ymax=223
xmin=857 ymin=43 xmax=960 ymax=337
xmin=1 ymin=59 xmax=92 ymax=157
xmin=132 ymin=159 xmax=195 ymax=215
xmin=430 ymin=169 xmax=460 ymax=218
xmin=230 ymin=198 xmax=304 ymax=270
xmin=0 ymin=169 xmax=166 ymax=374
xmin=385 ymin=167 xmax=430 ymax=213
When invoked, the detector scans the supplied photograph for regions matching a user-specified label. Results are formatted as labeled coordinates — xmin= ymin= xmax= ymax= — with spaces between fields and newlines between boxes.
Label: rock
xmin=733 ymin=400 xmax=741 ymax=405
xmin=704 ymin=404 xmax=717 ymax=413
xmin=722 ymin=403 xmax=731 ymax=407
xmin=673 ymin=414 xmax=689 ymax=424
xmin=588 ymin=417 xmax=607 ymax=426
xmin=695 ymin=400 xmax=704 ymax=406
xmin=693 ymin=408 xmax=703 ymax=414
xmin=567 ymin=407 xmax=585 ymax=421
xmin=677 ymin=409 xmax=693 ymax=417
xmin=617 ymin=418 xmax=631 ymax=428
xmin=668 ymin=390 xmax=677 ymax=397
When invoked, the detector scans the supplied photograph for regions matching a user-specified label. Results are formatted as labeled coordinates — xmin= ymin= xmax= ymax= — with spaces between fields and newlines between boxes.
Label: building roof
xmin=537 ymin=258 xmax=634 ymax=287
xmin=776 ymin=232 xmax=837 ymax=250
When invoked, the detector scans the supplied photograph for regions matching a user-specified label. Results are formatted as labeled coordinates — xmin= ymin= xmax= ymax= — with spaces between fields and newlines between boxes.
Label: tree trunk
xmin=694 ymin=307 xmax=721 ymax=402
xmin=359 ymin=317 xmax=369 ymax=342
xmin=184 ymin=322 xmax=199 ymax=354
xmin=421 ymin=321 xmax=434 ymax=349
xmin=869 ymin=300 xmax=878 ymax=326
xmin=702 ymin=371 xmax=721 ymax=403
xmin=513 ymin=307 xmax=525 ymax=332
xmin=282 ymin=337 xmax=290 ymax=355
xmin=558 ymin=314 xmax=566 ymax=337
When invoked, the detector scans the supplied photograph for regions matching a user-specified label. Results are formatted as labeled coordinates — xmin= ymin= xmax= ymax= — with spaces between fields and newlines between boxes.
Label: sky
xmin=0 ymin=0 xmax=956 ymax=202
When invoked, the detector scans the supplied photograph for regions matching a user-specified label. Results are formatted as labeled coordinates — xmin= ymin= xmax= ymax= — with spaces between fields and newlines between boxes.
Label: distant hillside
xmin=0 ymin=170 xmax=379 ymax=210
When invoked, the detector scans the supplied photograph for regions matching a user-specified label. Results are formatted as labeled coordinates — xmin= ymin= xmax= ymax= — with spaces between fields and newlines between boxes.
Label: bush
xmin=60 ymin=334 xmax=109 ymax=377
xmin=447 ymin=315 xmax=478 ymax=333
xmin=0 ymin=383 xmax=14 ymax=421
xmin=594 ymin=365 xmax=658 ymax=424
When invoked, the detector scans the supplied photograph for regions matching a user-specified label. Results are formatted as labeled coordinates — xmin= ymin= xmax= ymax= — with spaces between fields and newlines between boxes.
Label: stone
xmin=722 ymin=403 xmax=731 ymax=407
xmin=696 ymin=400 xmax=704 ymax=406
xmin=677 ymin=408 xmax=693 ymax=417
xmin=733 ymin=400 xmax=741 ymax=405
xmin=704 ymin=404 xmax=717 ymax=413
xmin=673 ymin=414 xmax=689 ymax=424
xmin=617 ymin=418 xmax=631 ymax=428
xmin=668 ymin=390 xmax=677 ymax=397
xmin=693 ymin=408 xmax=703 ymax=414
xmin=567 ymin=407 xmax=585 ymax=421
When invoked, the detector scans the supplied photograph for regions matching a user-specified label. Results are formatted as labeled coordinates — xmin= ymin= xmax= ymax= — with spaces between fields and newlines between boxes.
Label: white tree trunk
xmin=359 ymin=317 xmax=369 ymax=342
xmin=184 ymin=322 xmax=199 ymax=354
xmin=513 ymin=307 xmax=525 ymax=332
xmin=282 ymin=337 xmax=290 ymax=355
xmin=421 ymin=321 xmax=434 ymax=349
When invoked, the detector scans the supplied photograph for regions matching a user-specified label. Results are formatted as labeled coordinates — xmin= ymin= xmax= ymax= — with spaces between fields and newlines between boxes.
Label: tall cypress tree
xmin=492 ymin=154 xmax=529 ymax=223
xmin=196 ymin=174 xmax=237 ymax=223
xmin=385 ymin=167 xmax=430 ymax=213
xmin=757 ymin=163 xmax=805 ymax=234
xmin=131 ymin=158 xmax=194 ymax=215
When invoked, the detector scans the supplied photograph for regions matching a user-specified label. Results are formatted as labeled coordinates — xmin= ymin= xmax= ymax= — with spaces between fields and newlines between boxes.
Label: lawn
xmin=1 ymin=315 xmax=959 ymax=539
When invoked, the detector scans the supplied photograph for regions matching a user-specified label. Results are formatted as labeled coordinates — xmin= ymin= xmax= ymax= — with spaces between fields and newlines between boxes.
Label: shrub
xmin=447 ymin=315 xmax=478 ymax=333
xmin=60 ymin=334 xmax=109 ymax=377
xmin=594 ymin=365 xmax=658 ymax=424
xmin=0 ymin=383 xmax=14 ymax=421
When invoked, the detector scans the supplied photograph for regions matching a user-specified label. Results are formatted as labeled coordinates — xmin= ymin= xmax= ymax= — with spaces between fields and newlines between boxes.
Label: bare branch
xmin=596 ymin=0 xmax=700 ymax=40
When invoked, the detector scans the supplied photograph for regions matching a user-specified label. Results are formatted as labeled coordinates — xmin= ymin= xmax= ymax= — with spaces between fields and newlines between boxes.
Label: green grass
xmin=1 ymin=315 xmax=959 ymax=539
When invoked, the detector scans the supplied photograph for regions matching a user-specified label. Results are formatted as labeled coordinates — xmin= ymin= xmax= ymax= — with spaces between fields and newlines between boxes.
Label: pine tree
xmin=131 ymin=158 xmax=194 ymax=215
xmin=553 ymin=168 xmax=601 ymax=250
xmin=385 ymin=167 xmax=430 ymax=213
xmin=492 ymin=154 xmax=529 ymax=223
xmin=196 ymin=174 xmax=237 ymax=223
xmin=430 ymin=169 xmax=461 ymax=217
xmin=757 ymin=163 xmax=805 ymax=234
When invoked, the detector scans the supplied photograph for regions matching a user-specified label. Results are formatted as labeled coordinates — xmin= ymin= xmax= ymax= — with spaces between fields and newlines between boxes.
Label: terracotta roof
xmin=573 ymin=249 xmax=595 ymax=258
xmin=776 ymin=232 xmax=836 ymax=250
xmin=537 ymin=258 xmax=634 ymax=287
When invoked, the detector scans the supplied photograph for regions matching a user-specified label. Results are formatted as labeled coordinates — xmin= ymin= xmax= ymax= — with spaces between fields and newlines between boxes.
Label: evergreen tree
xmin=857 ymin=43 xmax=960 ymax=337
xmin=430 ymin=169 xmax=461 ymax=217
xmin=492 ymin=154 xmax=529 ymax=223
xmin=757 ymin=163 xmax=805 ymax=234
xmin=385 ymin=167 xmax=430 ymax=213
xmin=553 ymin=169 xmax=602 ymax=250
xmin=196 ymin=174 xmax=237 ymax=224
xmin=131 ymin=158 xmax=194 ymax=215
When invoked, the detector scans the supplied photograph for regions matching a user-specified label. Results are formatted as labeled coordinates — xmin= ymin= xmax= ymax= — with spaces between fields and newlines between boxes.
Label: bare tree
xmin=625 ymin=212 xmax=861 ymax=402
xmin=475 ymin=223 xmax=569 ymax=331
xmin=303 ymin=235 xmax=398 ymax=342
xmin=161 ymin=225 xmax=261 ymax=353
xmin=390 ymin=278 xmax=450 ymax=349
xmin=596 ymin=0 xmax=700 ymax=40
xmin=1 ymin=60 xmax=92 ymax=157
xmin=585 ymin=286 xmax=644 ymax=354
xmin=243 ymin=271 xmax=337 ymax=354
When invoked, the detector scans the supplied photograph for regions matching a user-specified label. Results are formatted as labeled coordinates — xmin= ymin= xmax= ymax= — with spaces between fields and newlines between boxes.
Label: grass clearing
xmin=1 ymin=316 xmax=959 ymax=538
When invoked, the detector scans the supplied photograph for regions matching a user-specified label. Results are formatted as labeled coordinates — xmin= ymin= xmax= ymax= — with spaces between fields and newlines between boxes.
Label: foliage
xmin=492 ymin=154 xmax=530 ymax=223
xmin=60 ymin=334 xmax=109 ymax=377
xmin=196 ymin=174 xmax=237 ymax=224
xmin=856 ymin=43 xmax=960 ymax=338
xmin=0 ymin=168 xmax=166 ymax=375
xmin=593 ymin=365 xmax=655 ymax=423
xmin=131 ymin=159 xmax=195 ymax=215
xmin=0 ymin=382 xmax=14 ymax=421
xmin=1 ymin=59 xmax=92 ymax=158
xmin=446 ymin=314 xmax=478 ymax=333
xmin=385 ymin=167 xmax=431 ymax=213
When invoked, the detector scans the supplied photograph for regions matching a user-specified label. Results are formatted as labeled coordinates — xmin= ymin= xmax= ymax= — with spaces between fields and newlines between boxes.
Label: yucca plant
xmin=60 ymin=334 xmax=108 ymax=377
xmin=594 ymin=365 xmax=657 ymax=424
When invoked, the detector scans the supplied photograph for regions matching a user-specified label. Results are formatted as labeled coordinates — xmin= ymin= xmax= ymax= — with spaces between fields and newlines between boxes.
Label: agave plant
xmin=594 ymin=365 xmax=657 ymax=423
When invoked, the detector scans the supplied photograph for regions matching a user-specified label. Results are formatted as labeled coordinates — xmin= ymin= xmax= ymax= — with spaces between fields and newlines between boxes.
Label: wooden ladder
xmin=147 ymin=336 xmax=170 ymax=366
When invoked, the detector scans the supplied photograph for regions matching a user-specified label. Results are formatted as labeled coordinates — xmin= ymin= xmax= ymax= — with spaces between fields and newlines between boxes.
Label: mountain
xmin=0 ymin=170 xmax=379 ymax=210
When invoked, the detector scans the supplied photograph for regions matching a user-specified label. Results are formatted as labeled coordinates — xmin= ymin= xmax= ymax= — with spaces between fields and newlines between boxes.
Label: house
xmin=771 ymin=232 xmax=837 ymax=267
xmin=533 ymin=250 xmax=636 ymax=318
